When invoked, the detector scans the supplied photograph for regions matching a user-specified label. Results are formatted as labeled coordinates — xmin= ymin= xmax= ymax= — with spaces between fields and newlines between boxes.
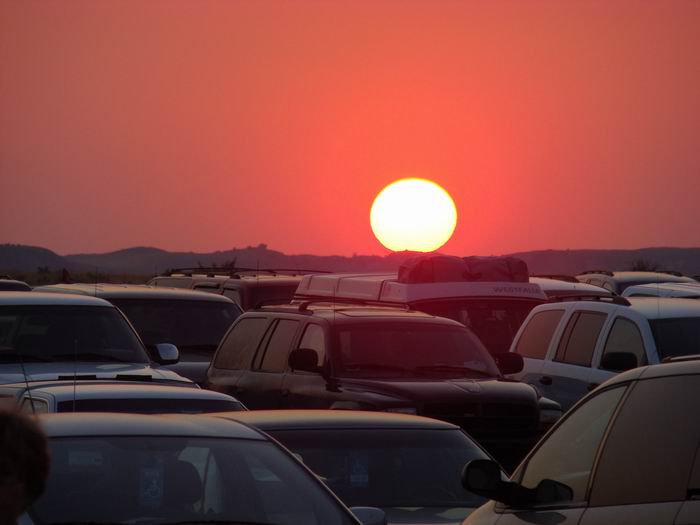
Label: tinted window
xmin=650 ymin=317 xmax=700 ymax=359
xmin=298 ymin=324 xmax=326 ymax=368
xmin=601 ymin=317 xmax=647 ymax=369
xmin=213 ymin=318 xmax=269 ymax=370
xmin=515 ymin=310 xmax=564 ymax=359
xmin=260 ymin=320 xmax=299 ymax=372
xmin=32 ymin=437 xmax=354 ymax=525
xmin=555 ymin=311 xmax=606 ymax=367
xmin=591 ymin=376 xmax=700 ymax=506
xmin=112 ymin=300 xmax=241 ymax=357
xmin=417 ymin=299 xmax=538 ymax=354
xmin=334 ymin=323 xmax=500 ymax=379
xmin=269 ymin=428 xmax=489 ymax=512
xmin=0 ymin=306 xmax=148 ymax=364
xmin=518 ymin=386 xmax=626 ymax=504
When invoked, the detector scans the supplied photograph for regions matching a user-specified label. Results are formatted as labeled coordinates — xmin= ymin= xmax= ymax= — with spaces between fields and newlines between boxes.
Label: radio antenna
xmin=72 ymin=337 xmax=78 ymax=412
xmin=18 ymin=350 xmax=36 ymax=415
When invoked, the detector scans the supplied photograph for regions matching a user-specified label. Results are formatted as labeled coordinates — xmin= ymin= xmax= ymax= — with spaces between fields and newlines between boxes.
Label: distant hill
xmin=2 ymin=243 xmax=700 ymax=278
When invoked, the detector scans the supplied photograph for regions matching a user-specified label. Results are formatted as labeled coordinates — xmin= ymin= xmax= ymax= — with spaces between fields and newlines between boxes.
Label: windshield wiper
xmin=414 ymin=364 xmax=494 ymax=378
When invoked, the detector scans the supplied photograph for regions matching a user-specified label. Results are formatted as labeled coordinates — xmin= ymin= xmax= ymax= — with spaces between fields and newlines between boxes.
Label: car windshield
xmin=111 ymin=300 xmax=241 ymax=356
xmin=650 ymin=317 xmax=700 ymax=359
xmin=0 ymin=306 xmax=148 ymax=364
xmin=334 ymin=322 xmax=500 ymax=379
xmin=414 ymin=299 xmax=539 ymax=354
xmin=268 ymin=428 xmax=489 ymax=510
xmin=31 ymin=436 xmax=354 ymax=525
xmin=55 ymin=398 xmax=245 ymax=414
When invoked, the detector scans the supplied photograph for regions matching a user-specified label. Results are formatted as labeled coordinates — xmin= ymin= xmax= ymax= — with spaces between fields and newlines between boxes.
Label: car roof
xmin=0 ymin=380 xmax=237 ymax=401
xmin=38 ymin=412 xmax=263 ymax=439
xmin=212 ymin=409 xmax=460 ymax=431
xmin=0 ymin=291 xmax=113 ymax=307
xmin=530 ymin=277 xmax=613 ymax=297
xmin=626 ymin=297 xmax=700 ymax=319
xmin=601 ymin=358 xmax=700 ymax=389
xmin=256 ymin=303 xmax=465 ymax=326
xmin=32 ymin=283 xmax=234 ymax=303
xmin=623 ymin=282 xmax=700 ymax=298
xmin=155 ymin=275 xmax=304 ymax=285
xmin=578 ymin=271 xmax=696 ymax=283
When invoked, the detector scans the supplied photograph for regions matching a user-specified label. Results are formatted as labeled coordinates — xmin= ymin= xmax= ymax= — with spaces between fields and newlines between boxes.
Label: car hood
xmin=338 ymin=377 xmax=537 ymax=405
xmin=0 ymin=362 xmax=192 ymax=385
xmin=382 ymin=506 xmax=475 ymax=524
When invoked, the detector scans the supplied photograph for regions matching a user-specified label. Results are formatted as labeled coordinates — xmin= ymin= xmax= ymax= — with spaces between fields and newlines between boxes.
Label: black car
xmin=205 ymin=302 xmax=561 ymax=469
xmin=462 ymin=355 xmax=700 ymax=525
xmin=216 ymin=409 xmax=504 ymax=525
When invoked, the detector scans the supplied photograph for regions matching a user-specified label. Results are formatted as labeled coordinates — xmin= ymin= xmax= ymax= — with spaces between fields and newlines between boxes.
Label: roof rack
xmin=292 ymin=297 xmax=411 ymax=312
xmin=661 ymin=354 xmax=700 ymax=364
xmin=163 ymin=267 xmax=330 ymax=278
xmin=579 ymin=270 xmax=614 ymax=277
xmin=549 ymin=294 xmax=631 ymax=306
xmin=531 ymin=274 xmax=579 ymax=283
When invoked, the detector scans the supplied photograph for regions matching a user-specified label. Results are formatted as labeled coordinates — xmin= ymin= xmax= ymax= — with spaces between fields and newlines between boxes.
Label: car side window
xmin=554 ymin=311 xmax=607 ymax=367
xmin=298 ymin=324 xmax=326 ymax=368
xmin=213 ymin=318 xmax=269 ymax=370
xmin=590 ymin=376 xmax=700 ymax=506
xmin=21 ymin=397 xmax=49 ymax=413
xmin=259 ymin=320 xmax=300 ymax=373
xmin=514 ymin=310 xmax=564 ymax=360
xmin=518 ymin=386 xmax=626 ymax=505
xmin=600 ymin=317 xmax=647 ymax=369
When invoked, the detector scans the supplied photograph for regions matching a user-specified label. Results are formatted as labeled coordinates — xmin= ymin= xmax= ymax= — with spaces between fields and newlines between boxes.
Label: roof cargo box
xmin=398 ymin=255 xmax=529 ymax=284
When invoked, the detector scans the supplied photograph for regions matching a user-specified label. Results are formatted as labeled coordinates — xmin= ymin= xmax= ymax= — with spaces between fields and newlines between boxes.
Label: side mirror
xmin=288 ymin=348 xmax=320 ymax=373
xmin=461 ymin=459 xmax=502 ymax=498
xmin=350 ymin=507 xmax=387 ymax=525
xmin=154 ymin=343 xmax=179 ymax=365
xmin=534 ymin=478 xmax=574 ymax=505
xmin=494 ymin=352 xmax=524 ymax=375
xmin=600 ymin=351 xmax=637 ymax=372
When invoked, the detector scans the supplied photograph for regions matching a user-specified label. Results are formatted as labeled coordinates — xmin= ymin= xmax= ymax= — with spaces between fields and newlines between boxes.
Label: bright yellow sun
xmin=370 ymin=178 xmax=457 ymax=252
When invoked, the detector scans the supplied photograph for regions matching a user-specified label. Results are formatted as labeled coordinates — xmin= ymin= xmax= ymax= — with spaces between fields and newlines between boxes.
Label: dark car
xmin=205 ymin=302 xmax=561 ymax=470
xmin=462 ymin=355 xmax=700 ymax=525
xmin=215 ymin=409 xmax=505 ymax=525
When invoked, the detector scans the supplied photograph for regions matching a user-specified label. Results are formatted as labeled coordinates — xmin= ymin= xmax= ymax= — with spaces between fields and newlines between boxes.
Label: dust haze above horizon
xmin=1 ymin=1 xmax=699 ymax=256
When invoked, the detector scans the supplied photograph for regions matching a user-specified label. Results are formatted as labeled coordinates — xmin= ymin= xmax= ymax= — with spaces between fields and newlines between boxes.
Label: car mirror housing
xmin=154 ymin=343 xmax=179 ymax=365
xmin=494 ymin=352 xmax=524 ymax=375
xmin=534 ymin=478 xmax=574 ymax=505
xmin=461 ymin=459 xmax=502 ymax=496
xmin=350 ymin=507 xmax=387 ymax=525
xmin=289 ymin=348 xmax=321 ymax=373
xmin=600 ymin=351 xmax=638 ymax=372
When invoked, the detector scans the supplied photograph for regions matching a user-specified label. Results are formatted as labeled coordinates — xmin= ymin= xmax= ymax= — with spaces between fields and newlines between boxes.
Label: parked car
xmin=205 ymin=302 xmax=561 ymax=471
xmin=0 ymin=278 xmax=31 ymax=291
xmin=622 ymin=281 xmax=700 ymax=298
xmin=462 ymin=357 xmax=700 ymax=525
xmin=33 ymin=283 xmax=241 ymax=383
xmin=528 ymin=277 xmax=613 ymax=299
xmin=0 ymin=379 xmax=245 ymax=413
xmin=23 ymin=412 xmax=385 ymax=525
xmin=576 ymin=269 xmax=696 ymax=294
xmin=149 ymin=267 xmax=323 ymax=310
xmin=216 ymin=409 xmax=505 ymax=524
xmin=0 ymin=292 xmax=191 ymax=385
xmin=508 ymin=296 xmax=700 ymax=410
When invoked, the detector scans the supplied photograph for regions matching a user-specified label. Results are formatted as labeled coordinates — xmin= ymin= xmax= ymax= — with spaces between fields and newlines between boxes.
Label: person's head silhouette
xmin=0 ymin=410 xmax=50 ymax=525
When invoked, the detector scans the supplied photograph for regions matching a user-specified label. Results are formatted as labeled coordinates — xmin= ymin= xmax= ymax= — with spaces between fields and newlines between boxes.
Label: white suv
xmin=507 ymin=297 xmax=700 ymax=411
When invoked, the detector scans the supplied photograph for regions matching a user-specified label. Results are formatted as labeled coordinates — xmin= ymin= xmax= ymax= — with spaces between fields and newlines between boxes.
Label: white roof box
xmin=295 ymin=273 xmax=547 ymax=304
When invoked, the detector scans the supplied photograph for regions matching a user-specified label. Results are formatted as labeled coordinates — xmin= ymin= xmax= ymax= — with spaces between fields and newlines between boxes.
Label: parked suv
xmin=462 ymin=357 xmax=700 ymax=525
xmin=622 ymin=281 xmax=700 ymax=298
xmin=0 ymin=292 xmax=190 ymax=384
xmin=576 ymin=270 xmax=696 ymax=294
xmin=34 ymin=283 xmax=241 ymax=383
xmin=149 ymin=267 xmax=322 ymax=310
xmin=205 ymin=302 xmax=561 ymax=470
xmin=508 ymin=296 xmax=700 ymax=410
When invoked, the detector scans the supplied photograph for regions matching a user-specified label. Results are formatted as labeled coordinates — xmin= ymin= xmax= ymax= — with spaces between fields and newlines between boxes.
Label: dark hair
xmin=0 ymin=410 xmax=50 ymax=509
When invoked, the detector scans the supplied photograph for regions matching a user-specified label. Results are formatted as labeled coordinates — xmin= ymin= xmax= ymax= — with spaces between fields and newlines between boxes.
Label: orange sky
xmin=1 ymin=1 xmax=699 ymax=256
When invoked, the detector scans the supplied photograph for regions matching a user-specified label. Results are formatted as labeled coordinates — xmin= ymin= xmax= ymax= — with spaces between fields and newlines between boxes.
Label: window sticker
xmin=349 ymin=452 xmax=369 ymax=488
xmin=139 ymin=466 xmax=164 ymax=509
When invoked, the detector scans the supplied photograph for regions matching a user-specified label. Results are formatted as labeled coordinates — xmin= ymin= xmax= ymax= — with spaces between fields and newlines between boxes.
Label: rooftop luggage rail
xmin=530 ymin=274 xmax=579 ymax=283
xmin=548 ymin=294 xmax=631 ymax=306
xmin=579 ymin=270 xmax=614 ymax=276
xmin=291 ymin=297 xmax=411 ymax=312
xmin=163 ymin=267 xmax=330 ymax=278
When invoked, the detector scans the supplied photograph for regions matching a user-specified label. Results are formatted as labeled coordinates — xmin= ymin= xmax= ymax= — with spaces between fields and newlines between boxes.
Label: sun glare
xmin=370 ymin=178 xmax=457 ymax=252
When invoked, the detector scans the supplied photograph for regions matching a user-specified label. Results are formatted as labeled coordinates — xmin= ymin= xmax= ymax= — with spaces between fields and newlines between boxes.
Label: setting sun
xmin=370 ymin=178 xmax=457 ymax=252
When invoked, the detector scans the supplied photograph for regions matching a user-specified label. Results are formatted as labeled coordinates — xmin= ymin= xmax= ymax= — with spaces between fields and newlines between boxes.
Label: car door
xmin=281 ymin=322 xmax=335 ymax=408
xmin=580 ymin=375 xmax=700 ymax=524
xmin=539 ymin=309 xmax=609 ymax=411
xmin=237 ymin=318 xmax=300 ymax=409
xmin=205 ymin=316 xmax=271 ymax=406
xmin=491 ymin=385 xmax=628 ymax=525
xmin=510 ymin=308 xmax=566 ymax=385
xmin=590 ymin=315 xmax=648 ymax=388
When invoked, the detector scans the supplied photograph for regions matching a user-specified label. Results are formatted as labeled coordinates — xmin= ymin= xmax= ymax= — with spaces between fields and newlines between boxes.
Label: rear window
xmin=650 ymin=317 xmax=700 ymax=359
xmin=514 ymin=310 xmax=564 ymax=359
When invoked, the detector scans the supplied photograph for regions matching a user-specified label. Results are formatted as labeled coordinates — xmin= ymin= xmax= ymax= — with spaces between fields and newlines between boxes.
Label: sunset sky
xmin=1 ymin=1 xmax=699 ymax=256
